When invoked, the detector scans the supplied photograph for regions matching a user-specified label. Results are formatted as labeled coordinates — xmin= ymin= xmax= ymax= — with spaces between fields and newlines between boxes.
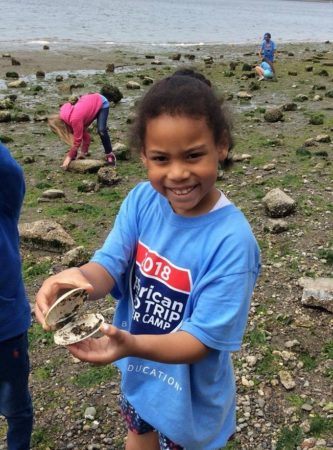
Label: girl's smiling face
xmin=141 ymin=114 xmax=228 ymax=217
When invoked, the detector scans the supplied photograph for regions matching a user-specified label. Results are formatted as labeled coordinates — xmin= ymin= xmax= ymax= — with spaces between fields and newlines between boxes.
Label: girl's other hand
xmin=67 ymin=324 xmax=134 ymax=364
xmin=34 ymin=268 xmax=94 ymax=330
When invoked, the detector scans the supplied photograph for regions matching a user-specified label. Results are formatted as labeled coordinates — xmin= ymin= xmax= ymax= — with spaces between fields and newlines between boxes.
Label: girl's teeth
xmin=173 ymin=187 xmax=192 ymax=195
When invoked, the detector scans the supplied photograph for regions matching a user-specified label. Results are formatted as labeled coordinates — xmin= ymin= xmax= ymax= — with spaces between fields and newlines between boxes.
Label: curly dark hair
xmin=129 ymin=72 xmax=233 ymax=163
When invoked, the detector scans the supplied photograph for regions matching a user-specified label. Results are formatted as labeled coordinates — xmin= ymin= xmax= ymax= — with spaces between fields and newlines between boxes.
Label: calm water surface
xmin=1 ymin=0 xmax=333 ymax=47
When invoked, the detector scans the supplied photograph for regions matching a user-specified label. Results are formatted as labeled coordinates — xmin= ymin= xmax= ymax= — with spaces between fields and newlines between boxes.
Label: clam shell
xmin=54 ymin=313 xmax=105 ymax=346
xmin=45 ymin=287 xmax=89 ymax=329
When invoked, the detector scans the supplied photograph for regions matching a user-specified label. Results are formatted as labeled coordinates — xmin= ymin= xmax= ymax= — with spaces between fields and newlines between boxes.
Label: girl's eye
xmin=188 ymin=152 xmax=203 ymax=160
xmin=151 ymin=155 xmax=167 ymax=162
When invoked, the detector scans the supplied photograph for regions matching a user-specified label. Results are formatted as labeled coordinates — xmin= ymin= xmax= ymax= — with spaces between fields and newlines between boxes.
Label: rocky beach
xmin=0 ymin=41 xmax=332 ymax=449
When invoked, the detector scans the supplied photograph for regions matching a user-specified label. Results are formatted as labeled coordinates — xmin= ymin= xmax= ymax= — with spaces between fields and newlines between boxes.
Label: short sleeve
xmin=181 ymin=270 xmax=258 ymax=351
xmin=91 ymin=191 xmax=139 ymax=290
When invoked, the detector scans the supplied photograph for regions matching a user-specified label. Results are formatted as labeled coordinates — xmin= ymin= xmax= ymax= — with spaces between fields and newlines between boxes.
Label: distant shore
xmin=0 ymin=41 xmax=332 ymax=80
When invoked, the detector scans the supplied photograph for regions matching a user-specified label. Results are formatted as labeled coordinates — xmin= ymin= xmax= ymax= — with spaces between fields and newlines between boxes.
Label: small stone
xmin=84 ymin=406 xmax=96 ymax=420
xmin=278 ymin=370 xmax=296 ymax=390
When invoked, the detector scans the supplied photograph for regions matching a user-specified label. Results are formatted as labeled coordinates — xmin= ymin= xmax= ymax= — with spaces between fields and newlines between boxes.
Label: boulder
xmin=7 ymin=79 xmax=27 ymax=88
xmin=0 ymin=98 xmax=14 ymax=110
xmin=126 ymin=81 xmax=141 ymax=90
xmin=142 ymin=76 xmax=154 ymax=85
xmin=264 ymin=219 xmax=289 ymax=234
xmin=67 ymin=159 xmax=105 ymax=174
xmin=0 ymin=111 xmax=11 ymax=122
xmin=105 ymin=63 xmax=115 ymax=73
xmin=61 ymin=246 xmax=91 ymax=267
xmin=6 ymin=71 xmax=19 ymax=79
xmin=315 ymin=134 xmax=331 ymax=143
xmin=282 ymin=102 xmax=297 ymax=111
xmin=262 ymin=188 xmax=296 ymax=218
xmin=264 ymin=108 xmax=283 ymax=123
xmin=237 ymin=91 xmax=252 ymax=100
xmin=97 ymin=166 xmax=121 ymax=186
xmin=113 ymin=142 xmax=130 ymax=161
xmin=299 ymin=277 xmax=333 ymax=313
xmin=19 ymin=220 xmax=75 ymax=252
xmin=41 ymin=189 xmax=66 ymax=199
xmin=231 ymin=153 xmax=252 ymax=162
xmin=294 ymin=94 xmax=308 ymax=102
xmin=36 ymin=70 xmax=45 ymax=78
xmin=100 ymin=84 xmax=123 ymax=103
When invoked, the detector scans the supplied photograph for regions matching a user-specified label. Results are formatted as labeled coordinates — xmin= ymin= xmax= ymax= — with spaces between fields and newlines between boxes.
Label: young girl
xmin=36 ymin=72 xmax=260 ymax=450
xmin=255 ymin=60 xmax=274 ymax=81
xmin=48 ymin=92 xmax=116 ymax=170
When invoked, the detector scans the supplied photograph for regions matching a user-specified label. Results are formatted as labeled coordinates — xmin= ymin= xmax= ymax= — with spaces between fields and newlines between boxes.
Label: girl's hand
xmin=35 ymin=268 xmax=94 ymax=330
xmin=67 ymin=324 xmax=134 ymax=364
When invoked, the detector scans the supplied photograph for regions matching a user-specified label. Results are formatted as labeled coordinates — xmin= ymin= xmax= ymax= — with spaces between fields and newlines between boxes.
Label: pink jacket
xmin=60 ymin=93 xmax=103 ymax=158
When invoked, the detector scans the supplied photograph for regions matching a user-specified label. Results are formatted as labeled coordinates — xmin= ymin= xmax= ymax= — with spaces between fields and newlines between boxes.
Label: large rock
xmin=61 ymin=246 xmax=91 ymax=267
xmin=237 ymin=91 xmax=252 ymax=100
xmin=262 ymin=188 xmax=296 ymax=217
xmin=67 ymin=159 xmax=105 ymax=173
xmin=19 ymin=220 xmax=75 ymax=252
xmin=113 ymin=142 xmax=130 ymax=161
xmin=299 ymin=277 xmax=333 ymax=313
xmin=7 ymin=79 xmax=27 ymax=88
xmin=97 ymin=167 xmax=121 ymax=186
xmin=126 ymin=81 xmax=141 ymax=90
xmin=0 ymin=111 xmax=11 ymax=122
xmin=264 ymin=108 xmax=283 ymax=123
xmin=41 ymin=189 xmax=66 ymax=199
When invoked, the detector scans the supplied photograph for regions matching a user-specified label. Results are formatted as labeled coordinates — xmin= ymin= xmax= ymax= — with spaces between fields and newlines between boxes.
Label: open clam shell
xmin=45 ymin=287 xmax=104 ymax=346
xmin=54 ymin=313 xmax=105 ymax=346
xmin=45 ymin=287 xmax=89 ymax=330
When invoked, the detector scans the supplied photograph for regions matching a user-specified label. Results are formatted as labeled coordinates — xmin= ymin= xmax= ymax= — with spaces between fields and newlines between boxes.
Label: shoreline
xmin=1 ymin=41 xmax=332 ymax=79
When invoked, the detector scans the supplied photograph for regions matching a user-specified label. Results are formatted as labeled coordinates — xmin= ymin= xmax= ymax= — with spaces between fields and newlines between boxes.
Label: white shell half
xmin=54 ymin=313 xmax=105 ymax=346
xmin=45 ymin=287 xmax=89 ymax=329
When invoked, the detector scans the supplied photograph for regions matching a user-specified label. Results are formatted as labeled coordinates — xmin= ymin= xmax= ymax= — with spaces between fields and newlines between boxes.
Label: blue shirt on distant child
xmin=261 ymin=34 xmax=276 ymax=62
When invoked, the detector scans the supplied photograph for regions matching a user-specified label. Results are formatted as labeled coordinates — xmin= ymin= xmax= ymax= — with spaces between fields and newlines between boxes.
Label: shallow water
xmin=1 ymin=0 xmax=333 ymax=48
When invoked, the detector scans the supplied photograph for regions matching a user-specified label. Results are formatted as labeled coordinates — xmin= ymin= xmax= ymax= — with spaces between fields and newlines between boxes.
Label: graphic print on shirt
xmin=130 ymin=241 xmax=192 ymax=334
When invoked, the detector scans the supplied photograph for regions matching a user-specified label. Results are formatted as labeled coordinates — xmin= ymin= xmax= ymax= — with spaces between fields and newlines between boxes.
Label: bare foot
xmin=61 ymin=155 xmax=72 ymax=170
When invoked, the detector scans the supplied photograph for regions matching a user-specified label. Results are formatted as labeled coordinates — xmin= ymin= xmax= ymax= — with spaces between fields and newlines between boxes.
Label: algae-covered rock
xmin=264 ymin=108 xmax=283 ymax=123
xmin=309 ymin=113 xmax=324 ymax=125
xmin=97 ymin=166 xmax=121 ymax=186
xmin=7 ymin=79 xmax=27 ymax=88
xmin=0 ymin=98 xmax=14 ymax=110
xmin=113 ymin=142 xmax=130 ymax=161
xmin=100 ymin=84 xmax=123 ymax=103
xmin=61 ymin=246 xmax=91 ymax=267
xmin=0 ymin=111 xmax=11 ymax=122
xmin=126 ymin=81 xmax=141 ymax=89
xmin=6 ymin=71 xmax=19 ymax=79
xmin=294 ymin=94 xmax=308 ymax=102
xmin=19 ymin=220 xmax=75 ymax=252
xmin=68 ymin=159 xmax=105 ymax=174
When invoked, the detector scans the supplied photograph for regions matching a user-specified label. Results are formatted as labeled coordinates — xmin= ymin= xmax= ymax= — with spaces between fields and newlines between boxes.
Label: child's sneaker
xmin=105 ymin=152 xmax=116 ymax=167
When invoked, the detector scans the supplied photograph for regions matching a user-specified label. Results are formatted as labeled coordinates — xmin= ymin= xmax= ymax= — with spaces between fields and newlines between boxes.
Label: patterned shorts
xmin=119 ymin=393 xmax=183 ymax=450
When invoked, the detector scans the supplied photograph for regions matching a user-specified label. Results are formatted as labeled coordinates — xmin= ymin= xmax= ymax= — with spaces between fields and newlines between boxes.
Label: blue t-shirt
xmin=92 ymin=182 xmax=260 ymax=449
xmin=261 ymin=39 xmax=276 ymax=62
xmin=261 ymin=61 xmax=273 ymax=76
xmin=0 ymin=143 xmax=31 ymax=342
xmin=100 ymin=94 xmax=109 ymax=109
